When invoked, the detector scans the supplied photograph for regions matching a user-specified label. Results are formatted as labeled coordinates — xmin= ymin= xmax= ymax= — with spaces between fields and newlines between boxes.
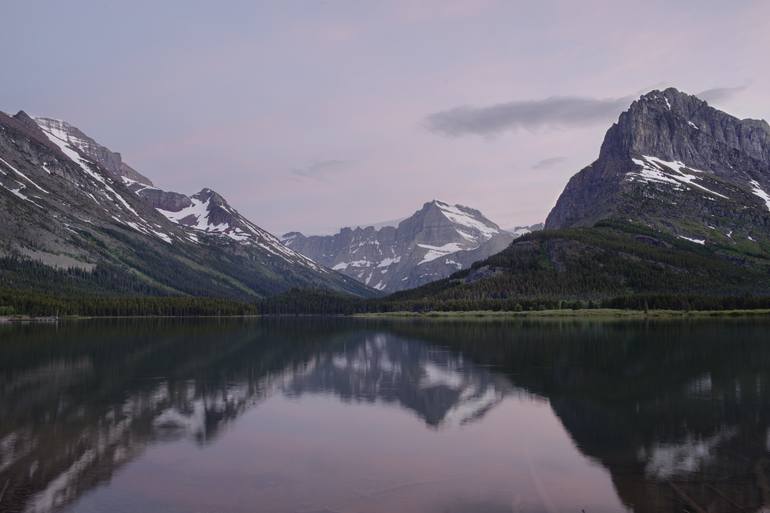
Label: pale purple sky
xmin=3 ymin=1 xmax=769 ymax=235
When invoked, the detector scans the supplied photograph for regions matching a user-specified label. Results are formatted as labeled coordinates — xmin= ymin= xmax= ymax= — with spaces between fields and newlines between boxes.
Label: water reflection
xmin=0 ymin=319 xmax=769 ymax=513
xmin=284 ymin=333 xmax=520 ymax=428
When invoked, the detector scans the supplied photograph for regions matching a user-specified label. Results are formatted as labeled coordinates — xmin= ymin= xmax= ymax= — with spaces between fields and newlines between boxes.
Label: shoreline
xmin=0 ymin=315 xmax=59 ymax=324
xmin=3 ymin=308 xmax=770 ymax=323
xmin=353 ymin=308 xmax=770 ymax=320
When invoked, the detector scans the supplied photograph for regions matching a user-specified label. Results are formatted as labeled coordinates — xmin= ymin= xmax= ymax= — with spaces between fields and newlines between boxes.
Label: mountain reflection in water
xmin=1 ymin=319 xmax=769 ymax=513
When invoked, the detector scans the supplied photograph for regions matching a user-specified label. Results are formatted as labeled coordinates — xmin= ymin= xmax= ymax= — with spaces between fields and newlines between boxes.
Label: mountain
xmin=504 ymin=222 xmax=544 ymax=237
xmin=546 ymin=88 xmax=770 ymax=249
xmin=282 ymin=200 xmax=518 ymax=292
xmin=385 ymin=89 xmax=770 ymax=307
xmin=34 ymin=117 xmax=154 ymax=186
xmin=0 ymin=321 xmax=518 ymax=513
xmin=0 ymin=111 xmax=372 ymax=299
xmin=388 ymin=221 xmax=770 ymax=308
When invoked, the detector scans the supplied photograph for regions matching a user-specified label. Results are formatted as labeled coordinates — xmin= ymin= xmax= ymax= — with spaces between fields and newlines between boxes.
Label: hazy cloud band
xmin=425 ymin=95 xmax=633 ymax=136
xmin=426 ymin=86 xmax=747 ymax=137
xmin=531 ymin=156 xmax=566 ymax=170
xmin=291 ymin=159 xmax=352 ymax=181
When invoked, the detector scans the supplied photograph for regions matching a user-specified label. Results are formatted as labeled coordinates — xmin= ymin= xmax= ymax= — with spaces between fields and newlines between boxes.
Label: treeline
xmin=0 ymin=287 xmax=258 ymax=317
xmin=0 ymin=255 xmax=163 ymax=296
xmin=3 ymin=286 xmax=770 ymax=317
xmin=256 ymin=289 xmax=770 ymax=315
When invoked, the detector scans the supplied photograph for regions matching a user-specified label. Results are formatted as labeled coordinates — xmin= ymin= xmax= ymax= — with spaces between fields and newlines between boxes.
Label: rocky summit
xmin=390 ymin=89 xmax=770 ymax=307
xmin=0 ymin=111 xmax=372 ymax=299
xmin=283 ymin=201 xmax=536 ymax=292
xmin=546 ymin=88 xmax=770 ymax=249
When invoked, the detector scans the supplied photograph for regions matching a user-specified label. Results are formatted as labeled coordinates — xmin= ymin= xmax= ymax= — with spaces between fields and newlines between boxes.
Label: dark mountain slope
xmin=387 ymin=221 xmax=770 ymax=307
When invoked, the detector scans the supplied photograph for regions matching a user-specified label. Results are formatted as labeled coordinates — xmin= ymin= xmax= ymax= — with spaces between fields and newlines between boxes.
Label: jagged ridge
xmin=546 ymin=88 xmax=770 ymax=250
xmin=283 ymin=200 xmax=531 ymax=292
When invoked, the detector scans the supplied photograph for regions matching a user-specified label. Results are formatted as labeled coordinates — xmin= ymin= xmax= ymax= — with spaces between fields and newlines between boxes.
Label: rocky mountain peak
xmin=13 ymin=110 xmax=44 ymax=133
xmin=546 ymin=88 xmax=770 ymax=246
xmin=599 ymin=88 xmax=770 ymax=171
xmin=635 ymin=87 xmax=706 ymax=115
xmin=415 ymin=200 xmax=502 ymax=238
xmin=192 ymin=188 xmax=226 ymax=205
xmin=1 ymin=108 xmax=368 ymax=297
xmin=283 ymin=200 xmax=515 ymax=292
xmin=34 ymin=116 xmax=154 ymax=186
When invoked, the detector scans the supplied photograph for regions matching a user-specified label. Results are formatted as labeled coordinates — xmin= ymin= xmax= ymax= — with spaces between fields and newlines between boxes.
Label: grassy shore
xmin=354 ymin=308 xmax=770 ymax=320
xmin=0 ymin=315 xmax=59 ymax=324
xmin=4 ymin=309 xmax=770 ymax=323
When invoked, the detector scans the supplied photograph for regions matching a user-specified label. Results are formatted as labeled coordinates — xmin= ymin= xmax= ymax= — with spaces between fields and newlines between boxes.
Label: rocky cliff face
xmin=0 ymin=111 xmax=371 ymax=298
xmin=546 ymin=88 xmax=770 ymax=247
xmin=283 ymin=201 xmax=525 ymax=292
xmin=34 ymin=116 xmax=154 ymax=186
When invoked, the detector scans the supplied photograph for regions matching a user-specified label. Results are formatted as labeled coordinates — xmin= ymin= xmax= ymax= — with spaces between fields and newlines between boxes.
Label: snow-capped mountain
xmin=126 ymin=184 xmax=326 ymax=272
xmin=0 ymin=110 xmax=371 ymax=298
xmin=35 ymin=117 xmax=153 ymax=186
xmin=504 ymin=223 xmax=544 ymax=238
xmin=546 ymin=88 xmax=770 ymax=247
xmin=282 ymin=200 xmax=518 ymax=292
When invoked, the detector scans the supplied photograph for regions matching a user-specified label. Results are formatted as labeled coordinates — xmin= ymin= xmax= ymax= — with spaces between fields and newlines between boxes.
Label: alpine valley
xmin=2 ymin=87 xmax=770 ymax=314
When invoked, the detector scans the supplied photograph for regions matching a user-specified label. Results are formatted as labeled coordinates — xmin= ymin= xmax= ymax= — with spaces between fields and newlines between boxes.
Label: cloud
xmin=696 ymin=85 xmax=747 ymax=104
xmin=531 ymin=156 xmax=566 ymax=170
xmin=425 ymin=85 xmax=751 ymax=138
xmin=425 ymin=95 xmax=633 ymax=137
xmin=291 ymin=159 xmax=353 ymax=181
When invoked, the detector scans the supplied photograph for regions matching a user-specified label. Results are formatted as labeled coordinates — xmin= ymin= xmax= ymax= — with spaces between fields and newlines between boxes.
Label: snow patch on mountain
xmin=121 ymin=176 xmax=156 ymax=194
xmin=417 ymin=242 xmax=465 ymax=264
xmin=678 ymin=235 xmax=706 ymax=245
xmin=628 ymin=155 xmax=729 ymax=199
xmin=0 ymin=156 xmax=49 ymax=194
xmin=157 ymin=197 xmax=221 ymax=231
xmin=434 ymin=200 xmax=500 ymax=239
xmin=377 ymin=256 xmax=401 ymax=268
xmin=34 ymin=121 xmax=179 ymax=243
xmin=750 ymin=180 xmax=770 ymax=211
xmin=154 ymin=190 xmax=326 ymax=271
xmin=1 ymin=181 xmax=44 ymax=208
xmin=37 ymin=121 xmax=105 ymax=182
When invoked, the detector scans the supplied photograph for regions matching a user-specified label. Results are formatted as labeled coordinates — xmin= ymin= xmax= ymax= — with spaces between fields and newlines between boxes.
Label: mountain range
xmin=282 ymin=202 xmax=538 ymax=292
xmin=2 ymin=87 xmax=769 ymax=310
xmin=0 ymin=112 xmax=371 ymax=299
xmin=393 ymin=88 xmax=770 ymax=306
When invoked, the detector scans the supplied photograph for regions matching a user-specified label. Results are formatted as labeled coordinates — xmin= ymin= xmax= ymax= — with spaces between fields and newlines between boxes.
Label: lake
xmin=1 ymin=318 xmax=769 ymax=513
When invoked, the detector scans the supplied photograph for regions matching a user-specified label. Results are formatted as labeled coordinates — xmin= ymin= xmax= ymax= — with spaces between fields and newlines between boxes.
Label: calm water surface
xmin=1 ymin=318 xmax=770 ymax=513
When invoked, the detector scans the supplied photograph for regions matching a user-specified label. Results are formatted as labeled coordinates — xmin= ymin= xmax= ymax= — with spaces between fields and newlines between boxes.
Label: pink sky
xmin=3 ymin=0 xmax=769 ymax=234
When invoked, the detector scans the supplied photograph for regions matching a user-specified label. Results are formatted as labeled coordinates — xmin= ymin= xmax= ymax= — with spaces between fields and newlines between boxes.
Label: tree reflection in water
xmin=1 ymin=318 xmax=769 ymax=513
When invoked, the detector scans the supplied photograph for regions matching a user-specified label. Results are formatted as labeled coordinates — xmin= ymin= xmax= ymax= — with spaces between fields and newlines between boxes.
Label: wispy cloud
xmin=531 ymin=156 xmax=566 ymax=170
xmin=425 ymin=95 xmax=633 ymax=137
xmin=696 ymin=85 xmax=747 ymax=104
xmin=291 ymin=159 xmax=353 ymax=181
xmin=424 ymin=85 xmax=752 ymax=138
